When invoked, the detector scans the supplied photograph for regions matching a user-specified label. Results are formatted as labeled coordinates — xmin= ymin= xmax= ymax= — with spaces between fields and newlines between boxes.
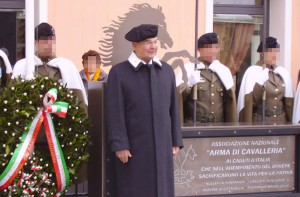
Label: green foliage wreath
xmin=0 ymin=77 xmax=91 ymax=196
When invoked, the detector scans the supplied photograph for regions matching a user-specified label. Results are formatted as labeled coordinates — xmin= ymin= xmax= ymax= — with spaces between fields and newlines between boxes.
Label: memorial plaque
xmin=174 ymin=136 xmax=295 ymax=196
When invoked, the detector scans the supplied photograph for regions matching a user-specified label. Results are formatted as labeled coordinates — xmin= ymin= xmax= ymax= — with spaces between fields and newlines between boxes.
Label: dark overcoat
xmin=106 ymin=60 xmax=183 ymax=197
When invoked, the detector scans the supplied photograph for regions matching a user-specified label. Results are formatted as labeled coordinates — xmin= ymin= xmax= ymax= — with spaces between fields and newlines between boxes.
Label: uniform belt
xmin=199 ymin=114 xmax=224 ymax=123
xmin=256 ymin=107 xmax=284 ymax=117
xmin=186 ymin=114 xmax=222 ymax=123
xmin=201 ymin=115 xmax=214 ymax=123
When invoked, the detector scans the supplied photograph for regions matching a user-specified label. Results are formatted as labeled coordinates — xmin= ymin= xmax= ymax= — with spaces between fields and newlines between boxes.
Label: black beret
xmin=125 ymin=24 xmax=158 ymax=42
xmin=198 ymin=32 xmax=218 ymax=48
xmin=35 ymin=22 xmax=55 ymax=40
xmin=257 ymin=37 xmax=280 ymax=52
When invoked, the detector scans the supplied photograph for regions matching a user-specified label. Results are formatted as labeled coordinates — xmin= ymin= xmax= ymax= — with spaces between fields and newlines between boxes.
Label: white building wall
xmin=270 ymin=0 xmax=292 ymax=72
xmin=34 ymin=0 xmax=48 ymax=26
xmin=206 ymin=0 xmax=213 ymax=32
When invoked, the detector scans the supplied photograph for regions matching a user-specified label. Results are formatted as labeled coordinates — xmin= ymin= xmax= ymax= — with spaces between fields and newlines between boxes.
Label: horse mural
xmin=174 ymin=145 xmax=197 ymax=187
xmin=99 ymin=3 xmax=196 ymax=88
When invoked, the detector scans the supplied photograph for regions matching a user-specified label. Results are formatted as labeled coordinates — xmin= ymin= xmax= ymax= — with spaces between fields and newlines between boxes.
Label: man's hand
xmin=115 ymin=150 xmax=132 ymax=163
xmin=173 ymin=146 xmax=180 ymax=156
xmin=187 ymin=70 xmax=202 ymax=87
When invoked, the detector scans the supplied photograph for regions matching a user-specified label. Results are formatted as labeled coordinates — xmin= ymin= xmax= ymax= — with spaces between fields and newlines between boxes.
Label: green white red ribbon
xmin=0 ymin=88 xmax=70 ymax=196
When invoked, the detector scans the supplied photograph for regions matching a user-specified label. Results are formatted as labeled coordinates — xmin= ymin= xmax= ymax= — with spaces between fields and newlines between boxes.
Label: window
xmin=0 ymin=9 xmax=25 ymax=65
xmin=213 ymin=1 xmax=267 ymax=95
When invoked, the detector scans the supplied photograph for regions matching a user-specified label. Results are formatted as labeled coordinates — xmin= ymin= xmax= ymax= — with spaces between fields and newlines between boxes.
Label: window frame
xmin=0 ymin=0 xmax=25 ymax=9
xmin=213 ymin=2 xmax=269 ymax=35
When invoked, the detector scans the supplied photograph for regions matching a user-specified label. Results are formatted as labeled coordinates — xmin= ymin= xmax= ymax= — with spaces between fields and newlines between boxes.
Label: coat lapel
xmin=211 ymin=72 xmax=218 ymax=83
xmin=200 ymin=69 xmax=211 ymax=82
xmin=200 ymin=69 xmax=218 ymax=83
xmin=268 ymin=71 xmax=278 ymax=86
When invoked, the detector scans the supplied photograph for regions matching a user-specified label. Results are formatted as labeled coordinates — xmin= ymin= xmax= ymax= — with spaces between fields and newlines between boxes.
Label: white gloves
xmin=187 ymin=70 xmax=202 ymax=87
xmin=256 ymin=68 xmax=269 ymax=86
xmin=175 ymin=69 xmax=184 ymax=87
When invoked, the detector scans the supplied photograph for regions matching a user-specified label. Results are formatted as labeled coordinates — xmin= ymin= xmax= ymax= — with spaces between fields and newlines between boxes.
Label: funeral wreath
xmin=0 ymin=77 xmax=91 ymax=196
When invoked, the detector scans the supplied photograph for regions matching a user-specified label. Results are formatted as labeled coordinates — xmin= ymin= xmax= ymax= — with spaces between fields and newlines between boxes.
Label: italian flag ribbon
xmin=0 ymin=88 xmax=70 ymax=196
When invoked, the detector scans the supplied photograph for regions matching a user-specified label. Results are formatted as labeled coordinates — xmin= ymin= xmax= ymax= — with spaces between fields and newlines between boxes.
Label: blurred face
xmin=35 ymin=36 xmax=56 ymax=58
xmin=132 ymin=37 xmax=158 ymax=63
xmin=83 ymin=56 xmax=99 ymax=74
xmin=198 ymin=44 xmax=219 ymax=63
xmin=262 ymin=48 xmax=280 ymax=65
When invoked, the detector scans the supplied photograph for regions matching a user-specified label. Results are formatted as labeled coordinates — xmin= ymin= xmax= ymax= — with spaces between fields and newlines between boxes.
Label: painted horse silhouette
xmin=174 ymin=145 xmax=197 ymax=187
xmin=99 ymin=3 xmax=194 ymax=85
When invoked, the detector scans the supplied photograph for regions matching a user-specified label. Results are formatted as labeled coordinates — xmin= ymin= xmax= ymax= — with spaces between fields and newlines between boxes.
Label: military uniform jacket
xmin=12 ymin=56 xmax=87 ymax=110
xmin=183 ymin=60 xmax=237 ymax=123
xmin=105 ymin=52 xmax=183 ymax=197
xmin=237 ymin=64 xmax=293 ymax=124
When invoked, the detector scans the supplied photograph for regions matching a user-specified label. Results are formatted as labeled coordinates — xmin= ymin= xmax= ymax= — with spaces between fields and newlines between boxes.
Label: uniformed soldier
xmin=12 ymin=22 xmax=87 ymax=110
xmin=237 ymin=37 xmax=294 ymax=124
xmin=183 ymin=32 xmax=237 ymax=124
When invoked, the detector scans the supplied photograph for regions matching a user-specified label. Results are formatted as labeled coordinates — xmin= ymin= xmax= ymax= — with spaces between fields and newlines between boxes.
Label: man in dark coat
xmin=106 ymin=24 xmax=183 ymax=197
